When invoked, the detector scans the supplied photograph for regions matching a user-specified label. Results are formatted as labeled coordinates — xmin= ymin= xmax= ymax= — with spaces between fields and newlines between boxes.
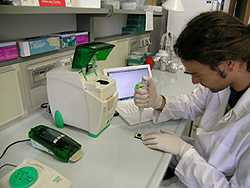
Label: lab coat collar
xmin=226 ymin=86 xmax=250 ymax=121
xmin=217 ymin=87 xmax=230 ymax=121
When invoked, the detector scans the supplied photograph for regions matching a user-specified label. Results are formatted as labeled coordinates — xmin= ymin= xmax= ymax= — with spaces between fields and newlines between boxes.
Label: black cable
xmin=0 ymin=164 xmax=17 ymax=170
xmin=41 ymin=102 xmax=51 ymax=114
xmin=40 ymin=102 xmax=49 ymax=109
xmin=0 ymin=139 xmax=31 ymax=159
xmin=188 ymin=121 xmax=194 ymax=137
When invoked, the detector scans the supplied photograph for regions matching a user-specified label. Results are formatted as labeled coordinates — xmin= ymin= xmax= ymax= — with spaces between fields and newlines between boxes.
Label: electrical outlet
xmin=59 ymin=58 xmax=72 ymax=67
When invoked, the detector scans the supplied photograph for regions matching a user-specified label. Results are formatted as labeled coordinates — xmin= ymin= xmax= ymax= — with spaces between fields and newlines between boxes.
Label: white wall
xmin=167 ymin=0 xmax=224 ymax=37
xmin=94 ymin=14 xmax=127 ymax=38
xmin=0 ymin=14 xmax=77 ymax=41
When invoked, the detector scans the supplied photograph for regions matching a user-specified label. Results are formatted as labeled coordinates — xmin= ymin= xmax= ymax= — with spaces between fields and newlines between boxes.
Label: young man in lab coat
xmin=134 ymin=11 xmax=250 ymax=187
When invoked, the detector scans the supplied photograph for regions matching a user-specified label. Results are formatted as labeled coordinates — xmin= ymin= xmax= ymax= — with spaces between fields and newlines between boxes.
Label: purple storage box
xmin=75 ymin=31 xmax=89 ymax=45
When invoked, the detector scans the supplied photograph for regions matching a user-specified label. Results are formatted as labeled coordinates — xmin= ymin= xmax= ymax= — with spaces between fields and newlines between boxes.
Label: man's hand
xmin=142 ymin=130 xmax=192 ymax=157
xmin=134 ymin=76 xmax=163 ymax=109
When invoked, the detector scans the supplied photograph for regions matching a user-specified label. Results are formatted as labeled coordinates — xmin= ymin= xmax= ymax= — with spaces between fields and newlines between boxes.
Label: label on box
xmin=61 ymin=36 xmax=76 ymax=48
xmin=0 ymin=42 xmax=18 ymax=62
xmin=75 ymin=32 xmax=88 ymax=45
xmin=29 ymin=38 xmax=60 ymax=55
xmin=49 ymin=32 xmax=88 ymax=48
xmin=19 ymin=37 xmax=60 ymax=57
xmin=20 ymin=0 xmax=40 ymax=6
xmin=39 ymin=0 xmax=66 ymax=7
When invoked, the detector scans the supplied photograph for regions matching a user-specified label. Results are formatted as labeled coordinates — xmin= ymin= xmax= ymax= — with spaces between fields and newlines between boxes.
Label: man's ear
xmin=224 ymin=60 xmax=235 ymax=72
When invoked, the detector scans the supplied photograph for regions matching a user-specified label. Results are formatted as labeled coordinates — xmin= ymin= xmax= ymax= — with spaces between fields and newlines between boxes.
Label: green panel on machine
xmin=72 ymin=42 xmax=115 ymax=69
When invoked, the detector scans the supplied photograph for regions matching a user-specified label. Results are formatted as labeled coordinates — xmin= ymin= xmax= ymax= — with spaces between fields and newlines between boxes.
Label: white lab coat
xmin=153 ymin=85 xmax=250 ymax=188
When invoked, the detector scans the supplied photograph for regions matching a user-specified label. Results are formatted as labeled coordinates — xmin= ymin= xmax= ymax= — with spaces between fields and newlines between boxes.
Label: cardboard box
xmin=0 ymin=42 xmax=19 ymax=62
xmin=71 ymin=0 xmax=101 ymax=8
xmin=50 ymin=33 xmax=76 ymax=48
xmin=39 ymin=0 xmax=66 ymax=7
xmin=147 ymin=0 xmax=157 ymax=6
xmin=50 ymin=31 xmax=89 ymax=48
xmin=127 ymin=54 xmax=145 ymax=65
xmin=19 ymin=0 xmax=40 ymax=6
xmin=122 ymin=2 xmax=139 ymax=10
xmin=18 ymin=37 xmax=60 ymax=57
xmin=75 ymin=31 xmax=89 ymax=45
xmin=19 ymin=0 xmax=71 ymax=6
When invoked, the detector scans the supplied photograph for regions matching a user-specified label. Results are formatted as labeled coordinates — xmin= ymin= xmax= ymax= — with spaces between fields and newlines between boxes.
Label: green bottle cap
xmin=9 ymin=166 xmax=38 ymax=188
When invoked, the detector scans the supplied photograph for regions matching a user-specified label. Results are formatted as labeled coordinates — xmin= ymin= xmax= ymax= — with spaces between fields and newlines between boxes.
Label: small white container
xmin=155 ymin=50 xmax=168 ymax=58
xmin=71 ymin=0 xmax=101 ymax=8
xmin=122 ymin=2 xmax=139 ymax=10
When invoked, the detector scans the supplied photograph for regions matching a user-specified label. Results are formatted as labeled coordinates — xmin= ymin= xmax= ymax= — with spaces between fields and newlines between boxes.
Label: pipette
xmin=137 ymin=79 xmax=148 ymax=133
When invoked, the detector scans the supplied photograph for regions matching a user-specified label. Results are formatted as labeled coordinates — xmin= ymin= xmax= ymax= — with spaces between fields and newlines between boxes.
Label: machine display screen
xmin=108 ymin=68 xmax=150 ymax=100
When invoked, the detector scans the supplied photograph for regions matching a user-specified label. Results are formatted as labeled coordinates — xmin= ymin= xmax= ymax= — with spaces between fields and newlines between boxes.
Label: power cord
xmin=0 ymin=139 xmax=31 ymax=159
xmin=0 ymin=164 xmax=17 ymax=170
xmin=41 ymin=102 xmax=51 ymax=114
xmin=0 ymin=139 xmax=31 ymax=171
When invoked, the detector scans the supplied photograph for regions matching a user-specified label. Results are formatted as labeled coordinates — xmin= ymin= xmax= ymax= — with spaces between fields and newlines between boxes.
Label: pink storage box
xmin=0 ymin=42 xmax=18 ymax=62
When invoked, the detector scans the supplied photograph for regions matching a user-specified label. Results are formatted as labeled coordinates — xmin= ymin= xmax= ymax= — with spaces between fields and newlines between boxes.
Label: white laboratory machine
xmin=47 ymin=42 xmax=118 ymax=138
xmin=0 ymin=158 xmax=72 ymax=188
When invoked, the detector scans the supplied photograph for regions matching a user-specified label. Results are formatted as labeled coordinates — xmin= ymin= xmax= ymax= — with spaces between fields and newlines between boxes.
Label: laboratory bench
xmin=0 ymin=69 xmax=196 ymax=188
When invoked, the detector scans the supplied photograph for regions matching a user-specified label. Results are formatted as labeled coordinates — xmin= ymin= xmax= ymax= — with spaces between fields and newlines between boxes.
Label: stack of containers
xmin=127 ymin=51 xmax=152 ymax=66
xmin=122 ymin=15 xmax=146 ymax=34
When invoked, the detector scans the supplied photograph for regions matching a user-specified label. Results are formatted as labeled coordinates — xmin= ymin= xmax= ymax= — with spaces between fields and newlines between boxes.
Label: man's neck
xmin=231 ymin=70 xmax=250 ymax=91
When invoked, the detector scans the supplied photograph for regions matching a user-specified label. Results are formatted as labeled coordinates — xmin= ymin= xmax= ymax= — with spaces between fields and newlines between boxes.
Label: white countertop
xmin=0 ymin=69 xmax=196 ymax=188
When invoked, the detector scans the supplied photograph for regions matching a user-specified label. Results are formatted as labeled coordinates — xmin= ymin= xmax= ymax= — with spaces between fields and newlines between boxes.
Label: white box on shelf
xmin=71 ymin=0 xmax=101 ymax=8
xmin=122 ymin=2 xmax=139 ymax=10
xmin=19 ymin=0 xmax=40 ymax=6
